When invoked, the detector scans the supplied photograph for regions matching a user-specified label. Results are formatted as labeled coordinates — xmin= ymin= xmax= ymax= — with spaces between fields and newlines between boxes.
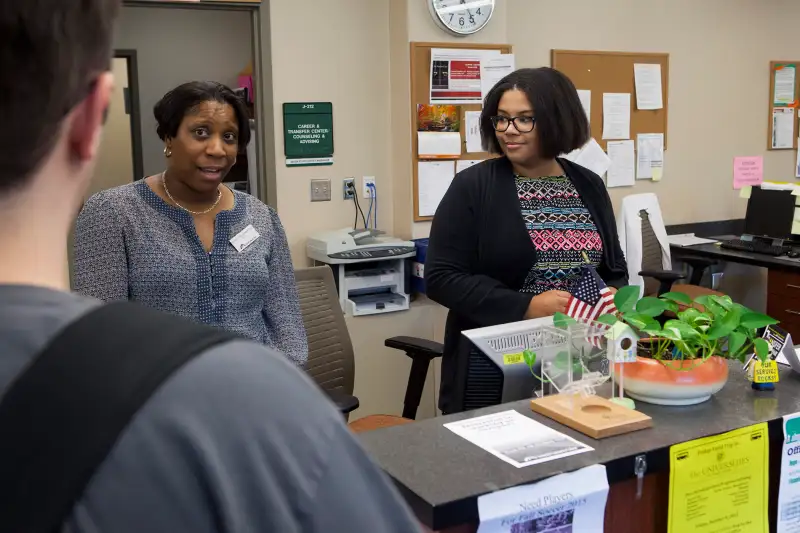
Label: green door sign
xmin=283 ymin=102 xmax=334 ymax=167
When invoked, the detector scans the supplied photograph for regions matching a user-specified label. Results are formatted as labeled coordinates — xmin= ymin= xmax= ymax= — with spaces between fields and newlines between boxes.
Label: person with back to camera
xmin=424 ymin=68 xmax=628 ymax=415
xmin=0 ymin=1 xmax=423 ymax=531
xmin=73 ymin=80 xmax=308 ymax=367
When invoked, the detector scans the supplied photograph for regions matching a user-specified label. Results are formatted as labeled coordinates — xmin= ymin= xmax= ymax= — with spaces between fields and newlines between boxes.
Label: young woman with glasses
xmin=424 ymin=67 xmax=628 ymax=414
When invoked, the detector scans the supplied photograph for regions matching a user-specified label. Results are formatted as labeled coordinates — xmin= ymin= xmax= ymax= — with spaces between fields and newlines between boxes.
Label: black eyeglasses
xmin=490 ymin=115 xmax=535 ymax=133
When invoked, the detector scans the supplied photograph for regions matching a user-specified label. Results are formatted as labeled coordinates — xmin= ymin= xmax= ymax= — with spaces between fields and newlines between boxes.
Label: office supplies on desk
xmin=306 ymin=229 xmax=416 ymax=316
xmin=719 ymin=239 xmax=790 ymax=257
xmin=667 ymin=234 xmax=718 ymax=247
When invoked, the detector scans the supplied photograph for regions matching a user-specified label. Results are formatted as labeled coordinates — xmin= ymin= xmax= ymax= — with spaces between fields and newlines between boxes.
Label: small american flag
xmin=566 ymin=267 xmax=618 ymax=322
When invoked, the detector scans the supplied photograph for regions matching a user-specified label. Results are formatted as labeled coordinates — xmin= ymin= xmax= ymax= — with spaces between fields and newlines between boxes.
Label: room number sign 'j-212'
xmin=283 ymin=102 xmax=334 ymax=167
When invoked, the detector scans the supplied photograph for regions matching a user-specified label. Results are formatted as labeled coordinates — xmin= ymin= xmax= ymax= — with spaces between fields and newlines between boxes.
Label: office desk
xmin=671 ymin=237 xmax=800 ymax=340
xmin=360 ymin=361 xmax=794 ymax=532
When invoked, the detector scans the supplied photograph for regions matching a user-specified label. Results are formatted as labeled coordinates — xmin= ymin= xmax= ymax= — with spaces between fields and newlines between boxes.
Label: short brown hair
xmin=480 ymin=67 xmax=590 ymax=159
xmin=0 ymin=0 xmax=120 ymax=195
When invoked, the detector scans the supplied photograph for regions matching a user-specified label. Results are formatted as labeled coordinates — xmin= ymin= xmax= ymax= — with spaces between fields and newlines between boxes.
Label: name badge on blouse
xmin=230 ymin=225 xmax=260 ymax=252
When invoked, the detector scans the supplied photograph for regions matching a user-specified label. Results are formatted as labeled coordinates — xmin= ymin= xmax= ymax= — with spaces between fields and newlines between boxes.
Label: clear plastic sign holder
xmin=539 ymin=319 xmax=617 ymax=406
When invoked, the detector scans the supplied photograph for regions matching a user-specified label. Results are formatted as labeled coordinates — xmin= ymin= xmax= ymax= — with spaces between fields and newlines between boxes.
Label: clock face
xmin=428 ymin=0 xmax=495 ymax=36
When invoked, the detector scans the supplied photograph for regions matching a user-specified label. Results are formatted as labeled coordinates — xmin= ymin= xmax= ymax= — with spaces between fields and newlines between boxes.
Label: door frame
xmin=114 ymin=49 xmax=145 ymax=180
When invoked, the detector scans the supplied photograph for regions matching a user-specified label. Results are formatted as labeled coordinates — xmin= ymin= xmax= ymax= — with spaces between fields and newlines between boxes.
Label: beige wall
xmin=114 ymin=6 xmax=253 ymax=178
xmin=271 ymin=0 xmax=800 ymax=254
xmin=269 ymin=0 xmax=392 ymax=263
xmin=90 ymin=57 xmax=134 ymax=197
xmin=507 ymin=0 xmax=800 ymax=225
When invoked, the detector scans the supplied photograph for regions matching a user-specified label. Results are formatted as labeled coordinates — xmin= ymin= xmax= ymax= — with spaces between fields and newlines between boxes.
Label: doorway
xmin=87 ymin=50 xmax=143 ymax=197
xmin=68 ymin=51 xmax=142 ymax=288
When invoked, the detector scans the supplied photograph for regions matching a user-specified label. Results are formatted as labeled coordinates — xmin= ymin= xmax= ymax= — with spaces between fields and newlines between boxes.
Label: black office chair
xmin=385 ymin=337 xmax=444 ymax=419
xmin=637 ymin=208 xmax=720 ymax=298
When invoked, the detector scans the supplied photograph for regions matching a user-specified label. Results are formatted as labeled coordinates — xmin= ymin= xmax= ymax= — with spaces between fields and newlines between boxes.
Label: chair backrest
xmin=639 ymin=209 xmax=663 ymax=296
xmin=295 ymin=266 xmax=356 ymax=395
xmin=618 ymin=193 xmax=671 ymax=295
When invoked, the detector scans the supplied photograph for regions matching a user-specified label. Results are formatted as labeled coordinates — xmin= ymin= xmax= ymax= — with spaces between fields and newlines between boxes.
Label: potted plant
xmin=553 ymin=286 xmax=778 ymax=406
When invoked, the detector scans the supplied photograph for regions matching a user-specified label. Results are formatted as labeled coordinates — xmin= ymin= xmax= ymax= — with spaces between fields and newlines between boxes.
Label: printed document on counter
xmin=779 ymin=413 xmax=800 ymax=533
xmin=667 ymin=423 xmax=769 ymax=533
xmin=443 ymin=410 xmax=592 ymax=469
xmin=477 ymin=464 xmax=609 ymax=533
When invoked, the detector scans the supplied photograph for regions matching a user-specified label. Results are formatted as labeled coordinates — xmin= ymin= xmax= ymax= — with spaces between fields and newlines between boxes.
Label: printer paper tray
xmin=346 ymin=291 xmax=408 ymax=316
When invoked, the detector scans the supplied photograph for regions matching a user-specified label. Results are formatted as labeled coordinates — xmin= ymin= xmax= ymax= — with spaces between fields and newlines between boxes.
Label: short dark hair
xmin=480 ymin=67 xmax=590 ymax=159
xmin=0 ymin=0 xmax=120 ymax=195
xmin=154 ymin=81 xmax=251 ymax=150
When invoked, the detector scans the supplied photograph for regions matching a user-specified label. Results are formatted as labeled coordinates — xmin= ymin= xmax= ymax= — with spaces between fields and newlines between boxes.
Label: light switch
xmin=310 ymin=178 xmax=331 ymax=202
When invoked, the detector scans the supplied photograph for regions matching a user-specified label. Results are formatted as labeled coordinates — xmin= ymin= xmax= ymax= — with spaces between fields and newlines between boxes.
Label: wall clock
xmin=428 ymin=0 xmax=495 ymax=36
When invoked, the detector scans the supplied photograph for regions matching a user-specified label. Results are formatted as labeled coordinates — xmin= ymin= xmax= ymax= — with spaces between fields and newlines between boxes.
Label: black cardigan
xmin=424 ymin=156 xmax=628 ymax=413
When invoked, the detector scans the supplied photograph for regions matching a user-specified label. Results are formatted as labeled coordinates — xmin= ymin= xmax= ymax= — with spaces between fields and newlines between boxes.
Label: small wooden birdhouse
xmin=605 ymin=322 xmax=639 ymax=363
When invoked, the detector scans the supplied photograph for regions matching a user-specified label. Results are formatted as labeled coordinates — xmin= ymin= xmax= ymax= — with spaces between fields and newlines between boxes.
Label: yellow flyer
xmin=668 ymin=423 xmax=769 ymax=533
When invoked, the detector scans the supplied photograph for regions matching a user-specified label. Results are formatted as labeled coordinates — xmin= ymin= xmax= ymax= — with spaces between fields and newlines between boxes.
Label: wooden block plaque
xmin=531 ymin=394 xmax=652 ymax=439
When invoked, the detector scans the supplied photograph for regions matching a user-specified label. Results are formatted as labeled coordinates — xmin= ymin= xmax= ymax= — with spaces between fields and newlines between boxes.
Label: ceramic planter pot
xmin=613 ymin=355 xmax=729 ymax=406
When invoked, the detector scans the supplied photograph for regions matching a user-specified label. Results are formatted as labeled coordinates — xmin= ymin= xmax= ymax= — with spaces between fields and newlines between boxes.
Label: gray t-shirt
xmin=0 ymin=285 xmax=419 ymax=533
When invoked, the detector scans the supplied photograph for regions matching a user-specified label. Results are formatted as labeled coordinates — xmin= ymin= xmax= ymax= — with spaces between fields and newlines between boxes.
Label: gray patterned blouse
xmin=73 ymin=180 xmax=308 ymax=367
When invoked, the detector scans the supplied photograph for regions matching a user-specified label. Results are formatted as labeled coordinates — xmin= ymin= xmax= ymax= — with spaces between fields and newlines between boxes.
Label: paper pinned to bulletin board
xmin=430 ymin=48 xmax=500 ymax=105
xmin=796 ymin=135 xmax=800 ymax=178
xmin=767 ymin=61 xmax=800 ymax=151
xmin=412 ymin=42 xmax=512 ymax=222
xmin=667 ymin=423 xmax=769 ymax=533
xmin=774 ymin=63 xmax=797 ymax=106
xmin=417 ymin=104 xmax=462 ymax=159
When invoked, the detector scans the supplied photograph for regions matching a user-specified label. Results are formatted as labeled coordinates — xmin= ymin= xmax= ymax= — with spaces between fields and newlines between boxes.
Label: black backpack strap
xmin=0 ymin=301 xmax=241 ymax=533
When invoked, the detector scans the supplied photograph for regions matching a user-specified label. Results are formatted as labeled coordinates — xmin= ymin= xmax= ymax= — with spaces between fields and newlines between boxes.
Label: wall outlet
xmin=343 ymin=178 xmax=355 ymax=200
xmin=310 ymin=178 xmax=331 ymax=202
xmin=362 ymin=176 xmax=376 ymax=199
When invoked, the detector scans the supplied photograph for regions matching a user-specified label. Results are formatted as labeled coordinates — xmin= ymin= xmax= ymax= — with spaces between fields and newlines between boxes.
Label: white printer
xmin=306 ymin=229 xmax=416 ymax=316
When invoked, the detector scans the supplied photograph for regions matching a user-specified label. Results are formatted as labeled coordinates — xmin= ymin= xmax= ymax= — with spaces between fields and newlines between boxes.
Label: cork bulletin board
xmin=551 ymin=49 xmax=670 ymax=151
xmin=767 ymin=60 xmax=800 ymax=151
xmin=410 ymin=42 xmax=512 ymax=222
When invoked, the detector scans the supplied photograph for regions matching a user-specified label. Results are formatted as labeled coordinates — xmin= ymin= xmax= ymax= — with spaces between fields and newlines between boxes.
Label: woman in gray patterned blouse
xmin=74 ymin=81 xmax=308 ymax=367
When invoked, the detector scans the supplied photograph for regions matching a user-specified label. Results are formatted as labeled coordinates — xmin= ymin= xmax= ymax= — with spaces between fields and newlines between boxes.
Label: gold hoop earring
xmin=164 ymin=147 xmax=172 ymax=158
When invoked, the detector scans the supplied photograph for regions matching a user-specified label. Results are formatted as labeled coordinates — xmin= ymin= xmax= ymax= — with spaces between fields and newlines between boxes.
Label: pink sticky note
xmin=733 ymin=156 xmax=764 ymax=189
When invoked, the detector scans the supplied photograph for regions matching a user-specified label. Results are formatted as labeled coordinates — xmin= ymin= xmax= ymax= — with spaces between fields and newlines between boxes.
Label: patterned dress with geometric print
xmin=515 ymin=175 xmax=603 ymax=295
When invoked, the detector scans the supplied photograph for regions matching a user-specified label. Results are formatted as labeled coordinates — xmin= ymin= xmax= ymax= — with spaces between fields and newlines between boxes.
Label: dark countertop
xmin=670 ymin=235 xmax=800 ymax=270
xmin=359 ymin=362 xmax=800 ymax=530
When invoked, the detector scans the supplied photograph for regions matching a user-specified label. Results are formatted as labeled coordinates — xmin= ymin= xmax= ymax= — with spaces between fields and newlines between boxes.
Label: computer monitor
xmin=745 ymin=187 xmax=795 ymax=240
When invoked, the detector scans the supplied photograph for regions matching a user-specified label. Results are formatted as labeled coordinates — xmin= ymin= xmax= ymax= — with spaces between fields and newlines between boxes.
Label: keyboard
xmin=720 ymin=239 xmax=790 ymax=257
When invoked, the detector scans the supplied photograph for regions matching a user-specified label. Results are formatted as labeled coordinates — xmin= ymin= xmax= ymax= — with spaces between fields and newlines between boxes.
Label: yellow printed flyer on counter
xmin=668 ymin=423 xmax=768 ymax=533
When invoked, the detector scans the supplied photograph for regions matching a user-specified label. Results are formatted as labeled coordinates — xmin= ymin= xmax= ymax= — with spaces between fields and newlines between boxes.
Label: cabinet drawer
xmin=769 ymin=269 xmax=800 ymax=297
xmin=766 ymin=302 xmax=800 ymax=339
